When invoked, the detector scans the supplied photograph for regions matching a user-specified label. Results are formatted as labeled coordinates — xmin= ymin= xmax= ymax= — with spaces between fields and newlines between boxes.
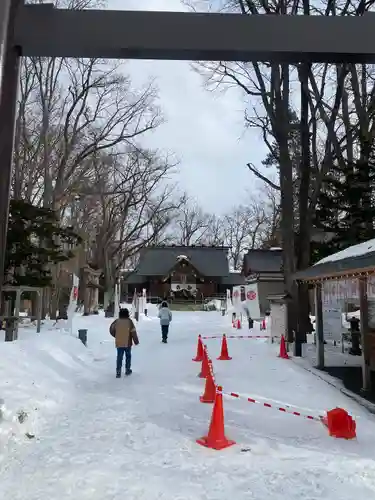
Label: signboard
xmin=322 ymin=304 xmax=342 ymax=342
xmin=368 ymin=300 xmax=375 ymax=329
xmin=245 ymin=283 xmax=261 ymax=320
xmin=232 ymin=286 xmax=242 ymax=313
xmin=270 ymin=302 xmax=286 ymax=340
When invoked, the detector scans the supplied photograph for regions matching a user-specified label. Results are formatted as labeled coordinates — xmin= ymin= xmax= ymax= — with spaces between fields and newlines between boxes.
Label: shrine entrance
xmin=1 ymin=3 xmax=375 ymax=301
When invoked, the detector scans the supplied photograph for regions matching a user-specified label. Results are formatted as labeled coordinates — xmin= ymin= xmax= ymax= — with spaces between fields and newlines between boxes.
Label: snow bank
xmin=0 ymin=327 xmax=94 ymax=459
xmin=2 ymin=311 xmax=375 ymax=498
xmin=205 ymin=299 xmax=221 ymax=310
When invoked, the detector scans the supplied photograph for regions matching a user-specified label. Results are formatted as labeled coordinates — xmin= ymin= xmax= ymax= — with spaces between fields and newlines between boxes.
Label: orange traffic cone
xmin=193 ymin=335 xmax=204 ymax=362
xmin=198 ymin=346 xmax=210 ymax=378
xmin=197 ymin=386 xmax=236 ymax=450
xmin=278 ymin=335 xmax=289 ymax=359
xmin=236 ymin=319 xmax=241 ymax=329
xmin=261 ymin=318 xmax=266 ymax=330
xmin=217 ymin=334 xmax=232 ymax=360
xmin=200 ymin=361 xmax=216 ymax=403
xmin=322 ymin=408 xmax=356 ymax=439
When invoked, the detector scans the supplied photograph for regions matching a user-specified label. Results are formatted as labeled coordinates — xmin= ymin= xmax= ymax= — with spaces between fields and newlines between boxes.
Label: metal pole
xmin=0 ymin=0 xmax=21 ymax=304
xmin=315 ymin=283 xmax=324 ymax=369
xmin=359 ymin=277 xmax=371 ymax=391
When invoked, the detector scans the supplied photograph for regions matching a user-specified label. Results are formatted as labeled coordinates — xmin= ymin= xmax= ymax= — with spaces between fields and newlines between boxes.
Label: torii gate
xmin=1 ymin=2 xmax=375 ymax=294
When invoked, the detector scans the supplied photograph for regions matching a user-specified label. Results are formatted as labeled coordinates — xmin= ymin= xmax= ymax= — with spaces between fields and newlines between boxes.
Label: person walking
xmin=158 ymin=301 xmax=172 ymax=343
xmin=109 ymin=308 xmax=139 ymax=378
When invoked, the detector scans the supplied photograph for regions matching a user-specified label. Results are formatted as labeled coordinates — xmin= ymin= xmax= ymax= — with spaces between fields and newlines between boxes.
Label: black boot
xmin=125 ymin=368 xmax=132 ymax=376
xmin=116 ymin=371 xmax=121 ymax=378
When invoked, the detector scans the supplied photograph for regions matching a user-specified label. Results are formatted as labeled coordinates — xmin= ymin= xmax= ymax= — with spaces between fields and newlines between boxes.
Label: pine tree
xmin=313 ymin=156 xmax=375 ymax=261
xmin=5 ymin=200 xmax=81 ymax=287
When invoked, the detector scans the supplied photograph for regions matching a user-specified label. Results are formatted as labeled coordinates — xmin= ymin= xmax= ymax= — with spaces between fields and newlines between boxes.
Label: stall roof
xmin=294 ymin=238 xmax=375 ymax=282
xmin=222 ymin=273 xmax=246 ymax=286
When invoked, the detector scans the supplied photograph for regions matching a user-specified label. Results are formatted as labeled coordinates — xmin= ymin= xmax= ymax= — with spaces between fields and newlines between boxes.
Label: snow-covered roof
xmin=295 ymin=237 xmax=375 ymax=282
xmin=314 ymin=238 xmax=375 ymax=265
xmin=176 ymin=254 xmax=189 ymax=261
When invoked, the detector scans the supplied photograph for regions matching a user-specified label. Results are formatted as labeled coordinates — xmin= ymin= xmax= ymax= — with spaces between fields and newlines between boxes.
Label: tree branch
xmin=246 ymin=162 xmax=281 ymax=191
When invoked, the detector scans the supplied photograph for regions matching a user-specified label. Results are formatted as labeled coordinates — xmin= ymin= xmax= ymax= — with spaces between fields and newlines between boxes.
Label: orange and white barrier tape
xmin=201 ymin=335 xmax=270 ymax=340
xmin=218 ymin=388 xmax=323 ymax=422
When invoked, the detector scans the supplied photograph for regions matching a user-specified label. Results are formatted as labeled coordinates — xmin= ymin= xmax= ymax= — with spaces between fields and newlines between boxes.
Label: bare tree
xmin=72 ymin=148 xmax=181 ymax=307
xmin=171 ymin=196 xmax=213 ymax=245
xmin=202 ymin=214 xmax=225 ymax=245
xmin=12 ymin=19 xmax=164 ymax=316
xmin=187 ymin=0 xmax=374 ymax=346
xmin=222 ymin=195 xmax=275 ymax=269
xmin=13 ymin=57 xmax=161 ymax=210
xmin=255 ymin=184 xmax=281 ymax=248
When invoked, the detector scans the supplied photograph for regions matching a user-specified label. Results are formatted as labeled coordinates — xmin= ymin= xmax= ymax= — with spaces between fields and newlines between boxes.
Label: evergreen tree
xmin=5 ymin=200 xmax=81 ymax=287
xmin=313 ymin=156 xmax=375 ymax=262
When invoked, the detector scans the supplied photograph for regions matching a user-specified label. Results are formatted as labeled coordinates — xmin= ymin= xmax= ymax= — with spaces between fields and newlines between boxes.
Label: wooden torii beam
xmin=13 ymin=4 xmax=375 ymax=63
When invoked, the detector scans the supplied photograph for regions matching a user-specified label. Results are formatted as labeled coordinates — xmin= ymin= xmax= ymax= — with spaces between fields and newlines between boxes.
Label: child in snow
xmin=109 ymin=308 xmax=139 ymax=378
xmin=158 ymin=301 xmax=172 ymax=343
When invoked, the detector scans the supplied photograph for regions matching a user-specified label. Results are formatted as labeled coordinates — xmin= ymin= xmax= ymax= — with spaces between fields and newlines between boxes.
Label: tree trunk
xmin=50 ymin=288 xmax=60 ymax=320
xmin=275 ymin=64 xmax=297 ymax=342
xmin=42 ymin=287 xmax=51 ymax=319
xmin=296 ymin=61 xmax=312 ymax=353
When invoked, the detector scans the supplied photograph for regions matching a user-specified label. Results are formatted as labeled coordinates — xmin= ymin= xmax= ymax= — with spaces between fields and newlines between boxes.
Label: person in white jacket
xmin=158 ymin=301 xmax=172 ymax=343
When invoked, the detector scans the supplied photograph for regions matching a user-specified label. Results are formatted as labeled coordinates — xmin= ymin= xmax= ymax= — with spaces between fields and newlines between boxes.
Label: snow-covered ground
xmin=1 ymin=310 xmax=375 ymax=498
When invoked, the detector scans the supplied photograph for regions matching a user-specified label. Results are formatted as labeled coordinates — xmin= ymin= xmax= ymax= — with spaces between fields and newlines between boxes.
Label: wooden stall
xmin=295 ymin=240 xmax=375 ymax=392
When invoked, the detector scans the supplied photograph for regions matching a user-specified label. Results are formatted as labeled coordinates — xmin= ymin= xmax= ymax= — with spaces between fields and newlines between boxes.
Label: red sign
xmin=247 ymin=290 xmax=257 ymax=301
xmin=233 ymin=291 xmax=239 ymax=298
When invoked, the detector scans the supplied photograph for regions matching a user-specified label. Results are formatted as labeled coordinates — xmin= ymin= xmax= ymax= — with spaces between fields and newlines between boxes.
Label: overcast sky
xmin=108 ymin=0 xmax=269 ymax=214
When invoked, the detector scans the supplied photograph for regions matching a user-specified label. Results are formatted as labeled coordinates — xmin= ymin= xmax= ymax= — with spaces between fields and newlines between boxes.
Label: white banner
xmin=132 ymin=289 xmax=137 ymax=314
xmin=171 ymin=283 xmax=197 ymax=292
xmin=232 ymin=286 xmax=242 ymax=313
xmin=141 ymin=288 xmax=147 ymax=311
xmin=245 ymin=283 xmax=261 ymax=320
xmin=323 ymin=277 xmax=375 ymax=302
xmin=226 ymin=288 xmax=232 ymax=311
xmin=114 ymin=281 xmax=120 ymax=318
xmin=67 ymin=274 xmax=79 ymax=334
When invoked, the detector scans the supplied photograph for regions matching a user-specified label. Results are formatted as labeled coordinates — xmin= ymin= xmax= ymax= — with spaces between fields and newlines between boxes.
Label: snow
xmin=310 ymin=310 xmax=360 ymax=333
xmin=1 ymin=311 xmax=375 ymax=498
xmin=315 ymin=237 xmax=375 ymax=265
xmin=177 ymin=254 xmax=189 ymax=261
xmin=205 ymin=299 xmax=222 ymax=310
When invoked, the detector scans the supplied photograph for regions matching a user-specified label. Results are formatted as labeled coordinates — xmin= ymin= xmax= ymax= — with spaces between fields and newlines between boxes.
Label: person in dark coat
xmin=110 ymin=308 xmax=139 ymax=378
xmin=158 ymin=301 xmax=172 ymax=343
